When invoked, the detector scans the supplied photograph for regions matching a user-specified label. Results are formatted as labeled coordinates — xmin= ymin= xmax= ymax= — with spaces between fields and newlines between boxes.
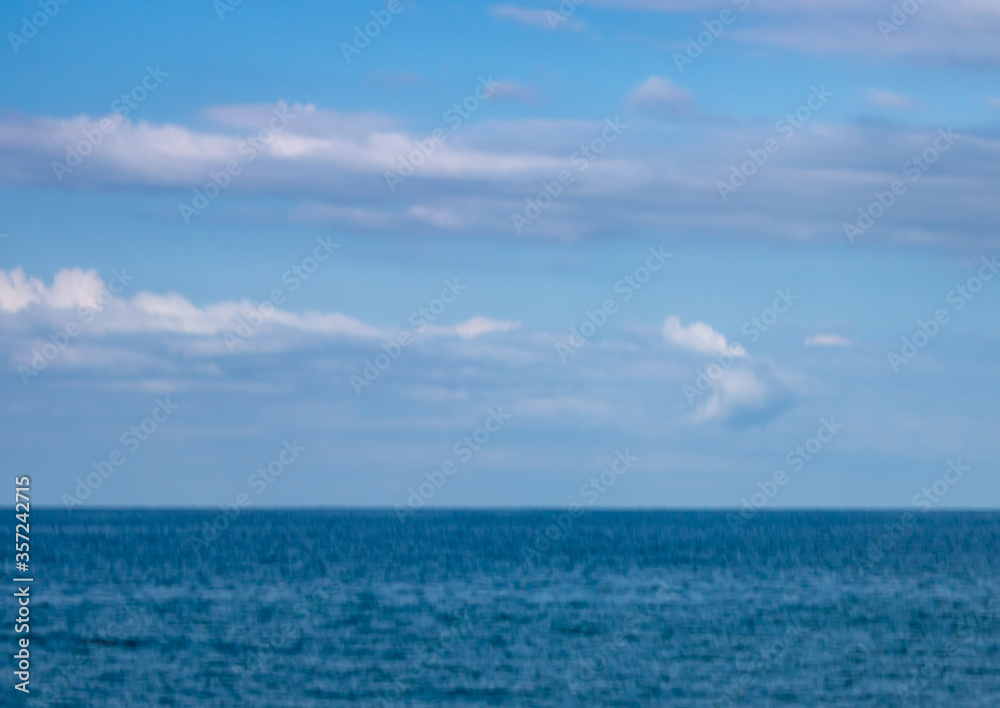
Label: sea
xmin=6 ymin=510 xmax=1000 ymax=706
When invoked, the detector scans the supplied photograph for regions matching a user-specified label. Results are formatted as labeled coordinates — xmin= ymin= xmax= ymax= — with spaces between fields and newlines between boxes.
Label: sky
xmin=1 ymin=0 xmax=998 ymax=509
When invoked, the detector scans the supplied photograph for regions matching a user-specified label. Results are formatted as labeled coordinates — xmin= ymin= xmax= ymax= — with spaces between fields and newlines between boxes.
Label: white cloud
xmin=431 ymin=316 xmax=522 ymax=339
xmin=1 ymin=104 xmax=999 ymax=249
xmin=488 ymin=5 xmax=586 ymax=31
xmin=662 ymin=315 xmax=743 ymax=356
xmin=692 ymin=367 xmax=769 ymax=424
xmin=595 ymin=0 xmax=1000 ymax=64
xmin=805 ymin=334 xmax=853 ymax=347
xmin=659 ymin=314 xmax=787 ymax=424
xmin=866 ymin=89 xmax=919 ymax=110
xmin=626 ymin=76 xmax=695 ymax=116
xmin=0 ymin=267 xmax=106 ymax=313
xmin=0 ymin=105 xmax=569 ymax=188
xmin=0 ymin=268 xmax=521 ymax=351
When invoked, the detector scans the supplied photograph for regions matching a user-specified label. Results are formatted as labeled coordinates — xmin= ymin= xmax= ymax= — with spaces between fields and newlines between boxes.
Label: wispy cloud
xmin=626 ymin=76 xmax=696 ymax=117
xmin=0 ymin=268 xmax=520 ymax=352
xmin=596 ymin=0 xmax=1000 ymax=64
xmin=488 ymin=5 xmax=586 ymax=31
xmin=866 ymin=89 xmax=919 ymax=110
xmin=487 ymin=80 xmax=542 ymax=104
xmin=2 ymin=104 xmax=998 ymax=249
xmin=692 ymin=367 xmax=769 ymax=424
xmin=370 ymin=71 xmax=429 ymax=89
xmin=804 ymin=334 xmax=853 ymax=347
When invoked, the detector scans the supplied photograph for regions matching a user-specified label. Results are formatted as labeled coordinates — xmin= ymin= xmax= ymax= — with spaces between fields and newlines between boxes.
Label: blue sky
xmin=1 ymin=0 xmax=998 ymax=509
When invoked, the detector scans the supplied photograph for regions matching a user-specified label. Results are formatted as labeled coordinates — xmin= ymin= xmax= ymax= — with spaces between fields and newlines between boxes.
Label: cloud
xmin=750 ymin=6 xmax=1000 ymax=65
xmin=689 ymin=360 xmax=799 ymax=427
xmin=431 ymin=316 xmax=522 ymax=339
xmin=488 ymin=5 xmax=586 ymax=31
xmin=0 ymin=271 xmax=803 ymax=436
xmin=487 ymin=80 xmax=542 ymax=105
xmin=1 ymin=104 xmax=999 ymax=249
xmin=370 ymin=72 xmax=429 ymax=90
xmin=594 ymin=0 xmax=1000 ymax=64
xmin=804 ymin=334 xmax=853 ymax=347
xmin=692 ymin=367 xmax=769 ymax=424
xmin=626 ymin=76 xmax=696 ymax=117
xmin=662 ymin=315 xmax=743 ymax=356
xmin=659 ymin=313 xmax=789 ymax=425
xmin=0 ymin=268 xmax=521 ymax=363
xmin=0 ymin=267 xmax=106 ymax=313
xmin=866 ymin=89 xmax=919 ymax=110
xmin=0 ymin=104 xmax=569 ymax=189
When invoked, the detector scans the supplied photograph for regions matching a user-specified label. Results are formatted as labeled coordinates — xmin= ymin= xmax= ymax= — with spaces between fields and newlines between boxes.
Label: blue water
xmin=6 ymin=510 xmax=1000 ymax=706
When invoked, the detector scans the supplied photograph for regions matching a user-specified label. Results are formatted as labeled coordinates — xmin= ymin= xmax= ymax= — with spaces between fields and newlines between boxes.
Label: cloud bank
xmin=1 ymin=103 xmax=998 ymax=250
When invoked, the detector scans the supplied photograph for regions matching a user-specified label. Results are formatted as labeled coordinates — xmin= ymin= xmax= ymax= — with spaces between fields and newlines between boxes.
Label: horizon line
xmin=10 ymin=506 xmax=1000 ymax=512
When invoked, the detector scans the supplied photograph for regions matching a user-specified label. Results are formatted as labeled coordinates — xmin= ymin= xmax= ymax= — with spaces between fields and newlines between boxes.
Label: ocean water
xmin=6 ymin=510 xmax=1000 ymax=706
